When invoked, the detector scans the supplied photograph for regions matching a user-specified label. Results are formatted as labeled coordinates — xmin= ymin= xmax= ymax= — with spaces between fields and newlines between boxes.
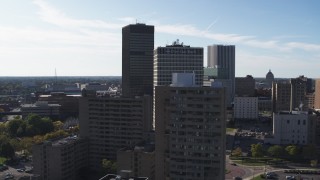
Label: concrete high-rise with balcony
xmin=314 ymin=79 xmax=320 ymax=109
xmin=79 ymin=94 xmax=152 ymax=170
xmin=207 ymin=45 xmax=235 ymax=106
xmin=155 ymin=74 xmax=226 ymax=180
xmin=122 ymin=23 xmax=154 ymax=97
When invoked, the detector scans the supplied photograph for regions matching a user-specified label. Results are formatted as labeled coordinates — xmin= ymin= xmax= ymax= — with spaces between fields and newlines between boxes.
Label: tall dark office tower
xmin=207 ymin=45 xmax=235 ymax=106
xmin=122 ymin=23 xmax=154 ymax=97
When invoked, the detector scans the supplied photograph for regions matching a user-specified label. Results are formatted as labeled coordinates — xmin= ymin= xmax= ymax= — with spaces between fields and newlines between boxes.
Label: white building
xmin=265 ymin=111 xmax=315 ymax=145
xmin=234 ymin=97 xmax=258 ymax=120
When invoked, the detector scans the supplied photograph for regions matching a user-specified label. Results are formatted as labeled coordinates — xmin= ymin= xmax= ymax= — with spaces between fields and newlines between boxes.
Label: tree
xmin=0 ymin=123 xmax=7 ymax=135
xmin=44 ymin=130 xmax=68 ymax=140
xmin=20 ymin=137 xmax=33 ymax=155
xmin=251 ymin=144 xmax=264 ymax=158
xmin=285 ymin=145 xmax=299 ymax=158
xmin=53 ymin=121 xmax=64 ymax=131
xmin=25 ymin=114 xmax=54 ymax=136
xmin=302 ymin=144 xmax=317 ymax=160
xmin=6 ymin=119 xmax=25 ymax=137
xmin=267 ymin=145 xmax=283 ymax=158
xmin=0 ymin=142 xmax=14 ymax=158
xmin=232 ymin=147 xmax=242 ymax=157
xmin=102 ymin=159 xmax=117 ymax=174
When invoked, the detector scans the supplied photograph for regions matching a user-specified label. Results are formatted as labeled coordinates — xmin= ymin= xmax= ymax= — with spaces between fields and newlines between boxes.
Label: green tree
xmin=6 ymin=119 xmax=25 ymax=137
xmin=285 ymin=145 xmax=299 ymax=157
xmin=267 ymin=145 xmax=283 ymax=158
xmin=251 ymin=144 xmax=264 ymax=158
xmin=232 ymin=147 xmax=242 ymax=157
xmin=44 ymin=130 xmax=68 ymax=140
xmin=0 ymin=123 xmax=7 ymax=135
xmin=25 ymin=114 xmax=54 ymax=136
xmin=0 ymin=142 xmax=14 ymax=158
xmin=53 ymin=121 xmax=64 ymax=131
xmin=102 ymin=159 xmax=117 ymax=174
xmin=20 ymin=137 xmax=34 ymax=155
xmin=302 ymin=144 xmax=317 ymax=160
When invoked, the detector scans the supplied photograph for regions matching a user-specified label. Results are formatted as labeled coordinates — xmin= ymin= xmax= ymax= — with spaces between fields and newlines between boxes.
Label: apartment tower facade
xmin=79 ymin=94 xmax=152 ymax=170
xmin=155 ymin=74 xmax=226 ymax=180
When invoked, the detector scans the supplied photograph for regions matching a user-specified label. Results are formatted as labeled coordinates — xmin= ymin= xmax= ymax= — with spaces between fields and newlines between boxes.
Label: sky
xmin=0 ymin=0 xmax=320 ymax=78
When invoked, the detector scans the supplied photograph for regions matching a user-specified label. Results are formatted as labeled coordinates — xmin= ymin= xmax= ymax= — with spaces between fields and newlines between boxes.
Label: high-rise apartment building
xmin=272 ymin=81 xmax=291 ymax=112
xmin=155 ymin=74 xmax=226 ymax=180
xmin=290 ymin=76 xmax=307 ymax=111
xmin=272 ymin=76 xmax=308 ymax=112
xmin=122 ymin=23 xmax=154 ymax=97
xmin=153 ymin=40 xmax=203 ymax=87
xmin=79 ymin=94 xmax=152 ymax=169
xmin=33 ymin=137 xmax=88 ymax=180
xmin=314 ymin=79 xmax=320 ymax=109
xmin=153 ymin=40 xmax=204 ymax=128
xmin=207 ymin=45 xmax=235 ymax=106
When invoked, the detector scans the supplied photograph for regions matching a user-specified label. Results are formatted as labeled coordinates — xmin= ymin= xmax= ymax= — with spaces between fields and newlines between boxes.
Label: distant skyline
xmin=1 ymin=0 xmax=320 ymax=78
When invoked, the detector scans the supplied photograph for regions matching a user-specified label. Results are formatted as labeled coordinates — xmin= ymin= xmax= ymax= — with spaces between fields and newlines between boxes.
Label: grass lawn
xmin=233 ymin=160 xmax=266 ymax=166
xmin=0 ymin=157 xmax=7 ymax=164
xmin=251 ymin=174 xmax=264 ymax=180
xmin=226 ymin=128 xmax=236 ymax=133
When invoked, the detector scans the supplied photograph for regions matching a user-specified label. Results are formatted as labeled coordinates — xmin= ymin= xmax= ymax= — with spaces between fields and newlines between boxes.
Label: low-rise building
xmin=38 ymin=92 xmax=80 ymax=119
xmin=117 ymin=143 xmax=155 ymax=179
xmin=21 ymin=101 xmax=60 ymax=119
xmin=234 ymin=97 xmax=258 ymax=120
xmin=258 ymin=97 xmax=272 ymax=112
xmin=265 ymin=111 xmax=316 ymax=145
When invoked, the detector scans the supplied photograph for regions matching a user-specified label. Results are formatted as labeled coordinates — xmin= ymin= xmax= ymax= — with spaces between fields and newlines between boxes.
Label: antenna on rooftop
xmin=55 ymin=68 xmax=58 ymax=85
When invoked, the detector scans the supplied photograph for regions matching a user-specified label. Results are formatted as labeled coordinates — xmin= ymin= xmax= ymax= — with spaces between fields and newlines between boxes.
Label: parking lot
xmin=233 ymin=120 xmax=273 ymax=154
xmin=264 ymin=170 xmax=320 ymax=180
xmin=0 ymin=160 xmax=33 ymax=180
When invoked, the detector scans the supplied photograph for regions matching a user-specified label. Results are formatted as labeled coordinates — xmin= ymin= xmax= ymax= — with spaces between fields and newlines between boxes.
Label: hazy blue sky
xmin=1 ymin=0 xmax=320 ymax=78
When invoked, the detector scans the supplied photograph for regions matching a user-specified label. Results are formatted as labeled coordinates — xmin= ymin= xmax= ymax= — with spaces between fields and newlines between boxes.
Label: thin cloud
xmin=286 ymin=42 xmax=320 ymax=51
xmin=204 ymin=17 xmax=220 ymax=31
xmin=32 ymin=0 xmax=123 ymax=29
xmin=154 ymin=23 xmax=320 ymax=53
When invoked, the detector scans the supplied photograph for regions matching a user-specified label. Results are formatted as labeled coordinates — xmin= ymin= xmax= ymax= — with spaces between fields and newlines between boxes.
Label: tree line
xmin=232 ymin=143 xmax=318 ymax=162
xmin=0 ymin=114 xmax=77 ymax=159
